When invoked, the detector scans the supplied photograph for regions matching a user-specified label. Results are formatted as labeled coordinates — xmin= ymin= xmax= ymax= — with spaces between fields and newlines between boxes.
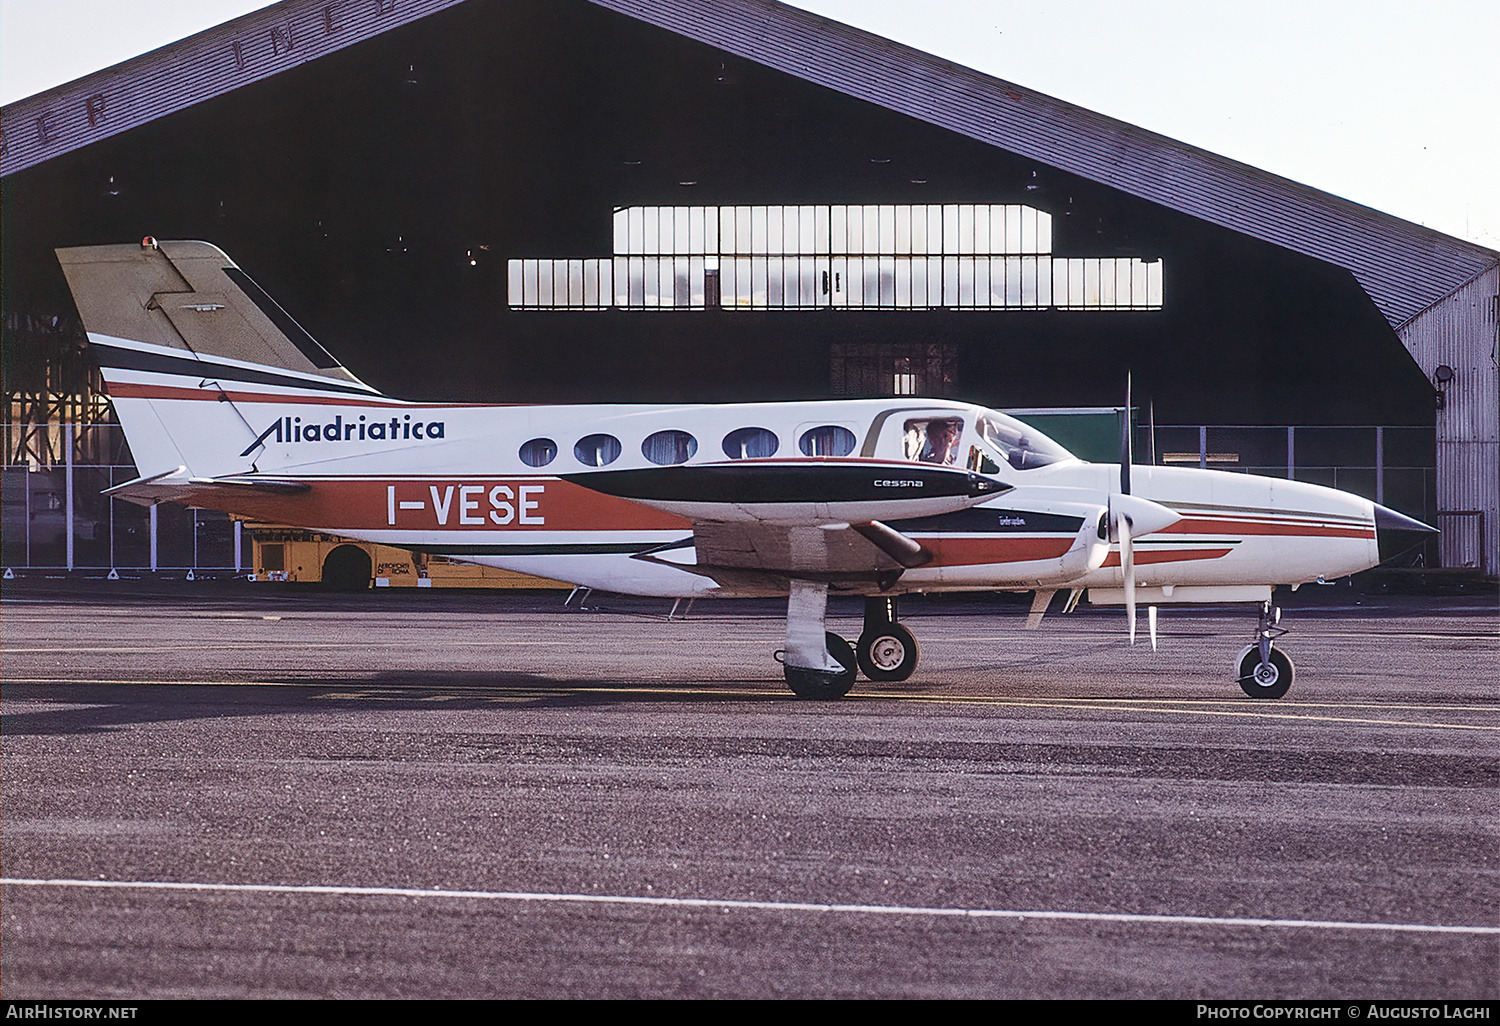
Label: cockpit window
xmin=975 ymin=412 xmax=1073 ymax=471
xmin=902 ymin=417 xmax=964 ymax=466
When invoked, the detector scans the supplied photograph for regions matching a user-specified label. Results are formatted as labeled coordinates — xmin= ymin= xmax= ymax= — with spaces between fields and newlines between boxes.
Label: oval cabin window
xmin=722 ymin=427 xmax=779 ymax=459
xmin=642 ymin=430 xmax=698 ymax=466
xmin=519 ymin=437 xmax=558 ymax=468
xmin=574 ymin=433 xmax=622 ymax=467
xmin=798 ymin=425 xmax=856 ymax=457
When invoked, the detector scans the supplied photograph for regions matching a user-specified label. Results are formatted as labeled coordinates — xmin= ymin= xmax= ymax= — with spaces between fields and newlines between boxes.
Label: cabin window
xmin=519 ymin=437 xmax=558 ymax=468
xmin=642 ymin=430 xmax=698 ymax=465
xmin=903 ymin=417 xmax=964 ymax=465
xmin=798 ymin=425 xmax=856 ymax=457
xmin=574 ymin=433 xmax=622 ymax=467
xmin=722 ymin=427 xmax=779 ymax=459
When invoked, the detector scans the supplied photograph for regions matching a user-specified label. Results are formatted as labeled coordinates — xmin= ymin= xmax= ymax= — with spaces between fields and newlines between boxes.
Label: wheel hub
xmin=870 ymin=636 xmax=906 ymax=670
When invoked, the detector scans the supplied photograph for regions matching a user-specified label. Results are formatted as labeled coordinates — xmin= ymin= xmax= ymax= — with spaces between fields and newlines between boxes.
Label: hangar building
xmin=3 ymin=0 xmax=1496 ymax=575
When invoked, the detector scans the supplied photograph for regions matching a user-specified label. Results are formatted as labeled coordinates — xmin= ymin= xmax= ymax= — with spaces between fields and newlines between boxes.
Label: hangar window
xmin=798 ymin=425 xmax=856 ymax=458
xmin=511 ymin=205 xmax=1162 ymax=312
xmin=574 ymin=433 xmax=622 ymax=467
xmin=519 ymin=437 xmax=558 ymax=468
xmin=642 ymin=430 xmax=697 ymax=465
xmin=722 ymin=427 xmax=779 ymax=459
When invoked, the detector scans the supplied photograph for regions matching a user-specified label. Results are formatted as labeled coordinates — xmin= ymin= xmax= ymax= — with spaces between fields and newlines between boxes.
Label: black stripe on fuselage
xmin=411 ymin=543 xmax=660 ymax=556
xmin=887 ymin=508 xmax=1085 ymax=534
xmin=90 ymin=341 xmax=378 ymax=398
xmin=560 ymin=464 xmax=1006 ymax=503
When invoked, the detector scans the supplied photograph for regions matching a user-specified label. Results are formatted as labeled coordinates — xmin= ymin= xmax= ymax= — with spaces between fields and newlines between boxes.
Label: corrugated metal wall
xmin=1398 ymin=266 xmax=1500 ymax=574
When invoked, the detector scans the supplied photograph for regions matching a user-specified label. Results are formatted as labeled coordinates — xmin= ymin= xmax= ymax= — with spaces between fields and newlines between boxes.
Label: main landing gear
xmin=855 ymin=595 xmax=919 ymax=682
xmin=780 ymin=586 xmax=920 ymax=699
xmin=1236 ymin=600 xmax=1294 ymax=699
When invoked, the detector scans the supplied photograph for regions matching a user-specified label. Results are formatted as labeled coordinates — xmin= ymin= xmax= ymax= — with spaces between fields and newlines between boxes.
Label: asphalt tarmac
xmin=2 ymin=581 xmax=1496 ymax=999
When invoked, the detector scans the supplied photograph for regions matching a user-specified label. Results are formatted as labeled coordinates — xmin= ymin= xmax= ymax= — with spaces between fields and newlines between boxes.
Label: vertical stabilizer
xmin=56 ymin=240 xmax=386 ymax=482
xmin=57 ymin=239 xmax=370 ymax=386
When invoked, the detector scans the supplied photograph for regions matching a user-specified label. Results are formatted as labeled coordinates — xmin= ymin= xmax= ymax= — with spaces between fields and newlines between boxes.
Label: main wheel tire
xmin=784 ymin=633 xmax=858 ymax=700
xmin=1237 ymin=646 xmax=1293 ymax=699
xmin=857 ymin=623 xmax=919 ymax=682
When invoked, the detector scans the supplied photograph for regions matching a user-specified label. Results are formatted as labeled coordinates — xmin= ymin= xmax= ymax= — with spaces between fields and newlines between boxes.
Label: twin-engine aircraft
xmin=57 ymin=239 xmax=1433 ymax=699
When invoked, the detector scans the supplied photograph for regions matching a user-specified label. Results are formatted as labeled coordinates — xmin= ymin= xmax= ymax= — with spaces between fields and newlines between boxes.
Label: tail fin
xmin=57 ymin=239 xmax=387 ymax=488
xmin=57 ymin=239 xmax=370 ymax=387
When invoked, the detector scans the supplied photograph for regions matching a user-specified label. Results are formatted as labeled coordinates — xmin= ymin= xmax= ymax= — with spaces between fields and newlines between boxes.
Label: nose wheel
xmin=1237 ymin=645 xmax=1293 ymax=698
xmin=1236 ymin=601 xmax=1293 ymax=699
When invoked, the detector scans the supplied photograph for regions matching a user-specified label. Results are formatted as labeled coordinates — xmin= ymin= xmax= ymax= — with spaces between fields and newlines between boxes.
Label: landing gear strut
xmin=781 ymin=580 xmax=858 ymax=699
xmin=856 ymin=595 xmax=919 ymax=682
xmin=1237 ymin=601 xmax=1294 ymax=699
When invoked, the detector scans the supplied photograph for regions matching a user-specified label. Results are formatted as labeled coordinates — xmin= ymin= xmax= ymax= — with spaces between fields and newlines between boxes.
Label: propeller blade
xmin=1148 ymin=604 xmax=1158 ymax=651
xmin=1121 ymin=515 xmax=1135 ymax=644
xmin=1120 ymin=371 xmax=1133 ymax=496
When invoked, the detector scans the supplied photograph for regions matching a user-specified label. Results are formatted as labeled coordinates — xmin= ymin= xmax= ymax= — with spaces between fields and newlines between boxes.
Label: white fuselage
xmin=100 ymin=343 xmax=1381 ymax=600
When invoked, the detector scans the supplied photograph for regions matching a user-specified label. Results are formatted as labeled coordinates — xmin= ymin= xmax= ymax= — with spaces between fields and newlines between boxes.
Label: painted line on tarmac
xmin=884 ymin=694 xmax=1500 ymax=731
xmin=1 ymin=640 xmax=583 ymax=653
xmin=3 ymin=877 xmax=1494 ymax=937
xmin=5 ymin=677 xmax=1497 ymax=729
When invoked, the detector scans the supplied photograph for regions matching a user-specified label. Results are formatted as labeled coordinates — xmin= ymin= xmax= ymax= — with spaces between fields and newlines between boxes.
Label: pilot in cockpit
xmin=906 ymin=417 xmax=964 ymax=466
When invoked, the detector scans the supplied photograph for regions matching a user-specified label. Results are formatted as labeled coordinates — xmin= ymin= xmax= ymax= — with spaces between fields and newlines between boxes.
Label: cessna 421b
xmin=57 ymin=239 xmax=1434 ymax=699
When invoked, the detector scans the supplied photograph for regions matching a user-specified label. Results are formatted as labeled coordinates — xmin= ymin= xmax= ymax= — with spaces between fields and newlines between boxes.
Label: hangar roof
xmin=3 ymin=0 xmax=1494 ymax=329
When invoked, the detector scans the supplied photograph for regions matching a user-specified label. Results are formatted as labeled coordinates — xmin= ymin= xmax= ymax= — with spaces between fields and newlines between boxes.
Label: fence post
xmin=65 ymin=422 xmax=75 ymax=571
xmin=1374 ymin=426 xmax=1384 ymax=505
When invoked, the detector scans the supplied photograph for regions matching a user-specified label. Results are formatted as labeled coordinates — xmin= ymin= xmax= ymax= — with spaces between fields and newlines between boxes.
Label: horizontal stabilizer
xmin=104 ymin=468 xmax=311 ymax=506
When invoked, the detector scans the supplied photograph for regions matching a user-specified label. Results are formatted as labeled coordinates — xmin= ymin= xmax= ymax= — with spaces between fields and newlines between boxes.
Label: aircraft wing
xmin=567 ymin=459 xmax=1002 ymax=590
xmin=636 ymin=519 xmax=928 ymax=591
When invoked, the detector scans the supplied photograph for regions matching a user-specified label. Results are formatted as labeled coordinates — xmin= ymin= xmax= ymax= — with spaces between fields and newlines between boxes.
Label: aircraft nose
xmin=1373 ymin=503 xmax=1438 ymax=563
xmin=966 ymin=472 xmax=1010 ymax=497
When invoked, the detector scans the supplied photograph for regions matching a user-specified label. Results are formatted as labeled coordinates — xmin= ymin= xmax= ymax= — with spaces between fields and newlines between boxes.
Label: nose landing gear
xmin=1237 ymin=601 xmax=1294 ymax=699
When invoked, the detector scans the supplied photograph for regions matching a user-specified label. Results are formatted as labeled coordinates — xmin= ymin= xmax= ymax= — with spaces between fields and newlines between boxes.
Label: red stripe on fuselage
xmin=175 ymin=477 xmax=691 ymax=533
xmin=103 ymin=381 xmax=519 ymax=409
xmin=914 ymin=536 xmax=1074 ymax=567
xmin=1100 ymin=547 xmax=1233 ymax=567
xmin=1163 ymin=518 xmax=1374 ymax=540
